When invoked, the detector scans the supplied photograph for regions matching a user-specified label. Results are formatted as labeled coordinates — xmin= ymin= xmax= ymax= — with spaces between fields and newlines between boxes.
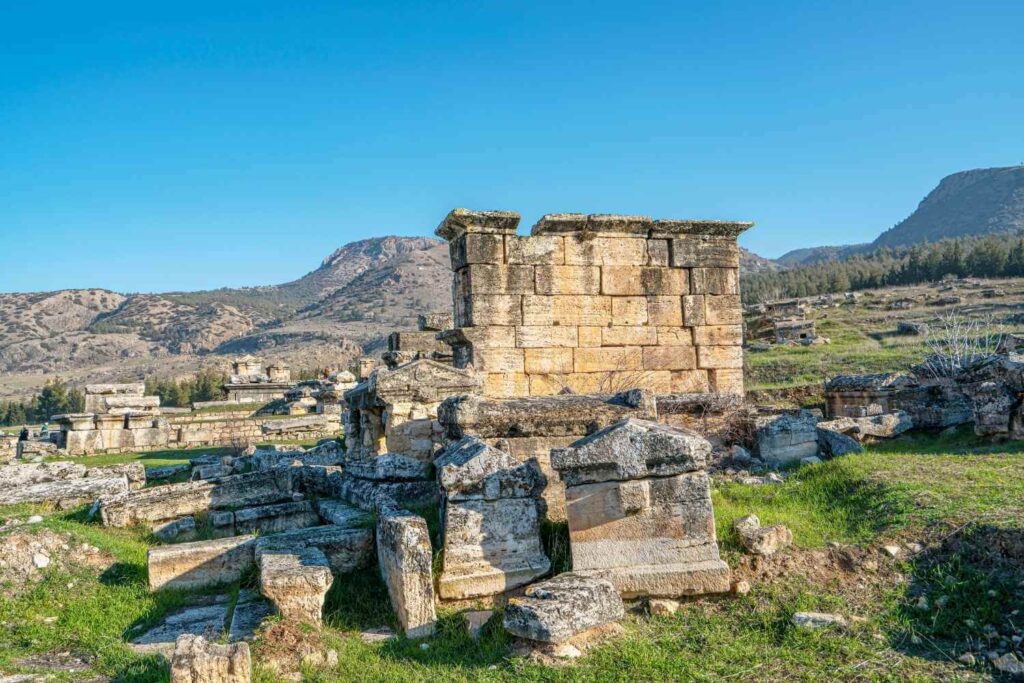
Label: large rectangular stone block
xmin=643 ymin=346 xmax=697 ymax=371
xmin=483 ymin=372 xmax=531 ymax=398
xmin=602 ymin=267 xmax=688 ymax=296
xmin=693 ymin=325 xmax=743 ymax=346
xmin=506 ymin=235 xmax=565 ymax=265
xmin=522 ymin=295 xmax=611 ymax=326
xmin=704 ymin=295 xmax=742 ymax=325
xmin=610 ymin=296 xmax=648 ymax=325
xmin=535 ymin=265 xmax=601 ymax=295
xmin=670 ymin=235 xmax=740 ymax=268
xmin=564 ymin=236 xmax=647 ymax=265
xmin=671 ymin=370 xmax=711 ymax=393
xmin=691 ymin=268 xmax=739 ymax=295
xmin=377 ymin=509 xmax=437 ymax=638
xmin=577 ymin=326 xmax=603 ymax=347
xmin=516 ymin=325 xmax=578 ymax=348
xmin=456 ymin=294 xmax=522 ymax=327
xmin=709 ymin=368 xmax=744 ymax=395
xmin=646 ymin=296 xmax=683 ymax=326
xmin=148 ymin=535 xmax=256 ymax=591
xmin=656 ymin=326 xmax=693 ymax=346
xmin=455 ymin=264 xmax=534 ymax=295
xmin=524 ymin=348 xmax=574 ymax=374
xmin=574 ymin=347 xmax=642 ymax=373
xmin=472 ymin=348 xmax=525 ymax=373
xmin=697 ymin=345 xmax=744 ymax=369
xmin=646 ymin=239 xmax=670 ymax=266
xmin=450 ymin=233 xmax=505 ymax=270
xmin=602 ymin=326 xmax=657 ymax=347
xmin=682 ymin=295 xmax=706 ymax=327
xmin=254 ymin=525 xmax=375 ymax=574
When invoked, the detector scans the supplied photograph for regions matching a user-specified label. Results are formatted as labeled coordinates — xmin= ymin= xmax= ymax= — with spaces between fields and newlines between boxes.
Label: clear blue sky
xmin=2 ymin=1 xmax=1022 ymax=293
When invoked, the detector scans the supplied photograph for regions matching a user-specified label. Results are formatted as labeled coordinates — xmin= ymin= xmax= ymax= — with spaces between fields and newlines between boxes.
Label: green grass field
xmin=3 ymin=434 xmax=1022 ymax=681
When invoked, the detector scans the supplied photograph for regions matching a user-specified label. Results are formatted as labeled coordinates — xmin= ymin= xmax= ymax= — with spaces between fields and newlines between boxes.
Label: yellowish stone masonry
xmin=436 ymin=209 xmax=752 ymax=398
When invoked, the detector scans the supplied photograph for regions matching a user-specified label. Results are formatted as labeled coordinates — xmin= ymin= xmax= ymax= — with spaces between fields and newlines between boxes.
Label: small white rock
xmin=881 ymin=545 xmax=901 ymax=558
xmin=32 ymin=553 xmax=50 ymax=569
xmin=793 ymin=612 xmax=847 ymax=630
xmin=27 ymin=515 xmax=43 ymax=524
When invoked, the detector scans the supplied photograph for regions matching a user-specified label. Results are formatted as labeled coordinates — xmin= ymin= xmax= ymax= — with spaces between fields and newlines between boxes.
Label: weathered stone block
xmin=603 ymin=267 xmax=688 ymax=296
xmin=436 ymin=438 xmax=549 ymax=599
xmin=516 ymin=325 xmax=578 ymax=348
xmin=506 ymin=235 xmax=565 ymax=265
xmin=708 ymin=368 xmax=744 ymax=395
xmin=524 ymin=348 xmax=574 ymax=374
xmin=254 ymin=525 xmax=374 ymax=574
xmin=691 ymin=268 xmax=739 ymax=295
xmin=670 ymin=235 xmax=740 ymax=268
xmin=472 ymin=347 xmax=526 ymax=373
xmin=1 ymin=476 xmax=129 ymax=508
xmin=602 ymin=326 xmax=657 ymax=346
xmin=455 ymin=264 xmax=534 ymax=295
xmin=646 ymin=296 xmax=683 ymax=326
xmin=693 ymin=325 xmax=742 ymax=346
xmin=705 ymin=295 xmax=742 ymax=325
xmin=169 ymin=634 xmax=251 ymax=683
xmin=610 ymin=297 xmax=648 ymax=326
xmin=456 ymin=294 xmax=522 ymax=327
xmin=233 ymin=501 xmax=320 ymax=536
xmin=483 ymin=372 xmax=531 ymax=398
xmin=503 ymin=573 xmax=624 ymax=644
xmin=756 ymin=413 xmax=819 ymax=466
xmin=671 ymin=370 xmax=711 ymax=393
xmin=149 ymin=535 xmax=256 ymax=591
xmin=259 ymin=547 xmax=333 ymax=626
xmin=656 ymin=326 xmax=693 ymax=346
xmin=697 ymin=345 xmax=743 ymax=370
xmin=376 ymin=508 xmax=437 ymax=638
xmin=646 ymin=239 xmax=670 ymax=266
xmin=564 ymin=236 xmax=647 ymax=265
xmin=551 ymin=418 xmax=709 ymax=486
xmin=534 ymin=265 xmax=601 ymax=295
xmin=449 ymin=233 xmax=506 ymax=270
xmin=577 ymin=326 xmax=603 ymax=347
xmin=574 ymin=347 xmax=642 ymax=373
xmin=437 ymin=208 xmax=520 ymax=239
xmin=643 ymin=345 xmax=697 ymax=371
xmin=522 ymin=295 xmax=611 ymax=326
xmin=682 ymin=295 xmax=705 ymax=327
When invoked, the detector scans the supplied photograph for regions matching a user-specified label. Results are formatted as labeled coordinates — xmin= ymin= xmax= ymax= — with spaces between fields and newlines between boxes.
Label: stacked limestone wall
xmin=436 ymin=209 xmax=751 ymax=398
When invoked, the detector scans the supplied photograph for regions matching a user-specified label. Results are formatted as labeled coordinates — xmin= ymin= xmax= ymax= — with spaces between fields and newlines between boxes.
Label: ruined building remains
xmin=223 ymin=356 xmax=293 ymax=403
xmin=436 ymin=209 xmax=751 ymax=398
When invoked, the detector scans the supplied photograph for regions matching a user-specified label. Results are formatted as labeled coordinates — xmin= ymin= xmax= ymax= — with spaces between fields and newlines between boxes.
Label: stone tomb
xmin=437 ymin=390 xmax=657 ymax=521
xmin=551 ymin=418 xmax=731 ymax=598
xmin=434 ymin=436 xmax=550 ymax=600
xmin=435 ymin=208 xmax=751 ymax=398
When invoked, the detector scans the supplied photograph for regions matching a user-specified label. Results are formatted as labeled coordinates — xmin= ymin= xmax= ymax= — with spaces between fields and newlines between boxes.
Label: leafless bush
xmin=920 ymin=309 xmax=1006 ymax=379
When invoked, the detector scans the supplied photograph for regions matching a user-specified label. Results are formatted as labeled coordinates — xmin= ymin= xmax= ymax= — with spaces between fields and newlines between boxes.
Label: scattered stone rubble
xmin=732 ymin=514 xmax=793 ymax=556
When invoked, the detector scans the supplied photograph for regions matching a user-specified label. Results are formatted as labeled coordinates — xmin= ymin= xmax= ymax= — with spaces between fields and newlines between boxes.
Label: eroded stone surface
xmin=259 ymin=547 xmax=333 ymax=626
xmin=169 ymin=634 xmax=251 ymax=683
xmin=376 ymin=508 xmax=437 ymax=638
xmin=148 ymin=535 xmax=256 ymax=591
xmin=503 ymin=573 xmax=624 ymax=644
xmin=130 ymin=603 xmax=228 ymax=658
xmin=254 ymin=524 xmax=373 ymax=575
xmin=733 ymin=514 xmax=792 ymax=556
xmin=755 ymin=413 xmax=820 ymax=466
xmin=550 ymin=418 xmax=710 ymax=486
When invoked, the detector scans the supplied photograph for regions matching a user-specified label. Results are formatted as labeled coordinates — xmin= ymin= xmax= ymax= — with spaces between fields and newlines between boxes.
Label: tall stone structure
xmin=436 ymin=209 xmax=751 ymax=398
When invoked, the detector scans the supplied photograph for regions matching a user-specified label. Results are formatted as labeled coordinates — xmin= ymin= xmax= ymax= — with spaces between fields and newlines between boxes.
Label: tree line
xmin=144 ymin=368 xmax=229 ymax=408
xmin=742 ymin=233 xmax=1024 ymax=304
xmin=0 ymin=379 xmax=85 ymax=427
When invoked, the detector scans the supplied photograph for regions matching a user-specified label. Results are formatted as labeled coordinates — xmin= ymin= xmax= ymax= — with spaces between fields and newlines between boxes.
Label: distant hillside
xmin=874 ymin=166 xmax=1024 ymax=248
xmin=739 ymin=248 xmax=782 ymax=273
xmin=775 ymin=244 xmax=871 ymax=267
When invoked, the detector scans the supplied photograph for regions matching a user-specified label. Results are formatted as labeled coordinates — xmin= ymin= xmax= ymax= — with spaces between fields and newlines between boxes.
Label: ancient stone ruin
xmin=551 ymin=418 xmax=732 ymax=598
xmin=223 ymin=356 xmax=293 ymax=403
xmin=436 ymin=209 xmax=749 ymax=398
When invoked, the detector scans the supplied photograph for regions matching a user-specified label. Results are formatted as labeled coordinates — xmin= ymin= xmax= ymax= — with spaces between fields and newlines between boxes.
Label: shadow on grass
xmin=889 ymin=523 xmax=1024 ymax=663
xmin=99 ymin=561 xmax=148 ymax=587
xmin=869 ymin=425 xmax=1024 ymax=457
xmin=112 ymin=655 xmax=170 ymax=683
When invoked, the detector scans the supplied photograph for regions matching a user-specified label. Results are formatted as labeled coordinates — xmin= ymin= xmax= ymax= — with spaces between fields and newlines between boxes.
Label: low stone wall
xmin=60 ymin=413 xmax=343 ymax=456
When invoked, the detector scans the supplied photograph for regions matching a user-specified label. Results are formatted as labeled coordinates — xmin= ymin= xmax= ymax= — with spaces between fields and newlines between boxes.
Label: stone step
xmin=259 ymin=547 xmax=333 ymax=626
xmin=148 ymin=535 xmax=256 ymax=591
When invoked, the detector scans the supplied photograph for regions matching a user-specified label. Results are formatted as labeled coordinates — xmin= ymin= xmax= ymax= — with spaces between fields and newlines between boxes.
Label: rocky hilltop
xmin=874 ymin=166 xmax=1024 ymax=248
